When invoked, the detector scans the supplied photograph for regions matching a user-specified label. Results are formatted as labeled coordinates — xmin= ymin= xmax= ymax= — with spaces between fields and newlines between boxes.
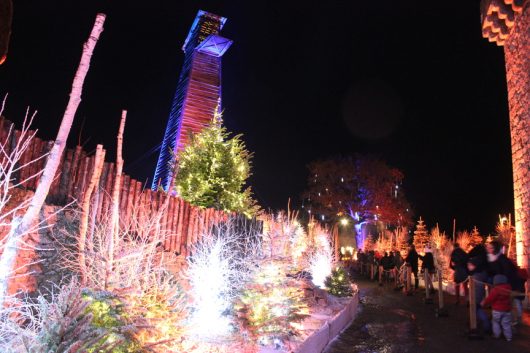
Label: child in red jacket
xmin=481 ymin=274 xmax=512 ymax=341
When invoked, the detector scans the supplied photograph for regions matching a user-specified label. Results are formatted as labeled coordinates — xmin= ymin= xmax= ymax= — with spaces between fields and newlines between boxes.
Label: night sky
xmin=0 ymin=1 xmax=514 ymax=235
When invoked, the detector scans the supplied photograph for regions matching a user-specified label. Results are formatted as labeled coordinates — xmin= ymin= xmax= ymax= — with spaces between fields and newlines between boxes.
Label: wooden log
xmin=95 ymin=160 xmax=108 ymax=222
xmin=79 ymin=145 xmax=105 ymax=284
xmin=175 ymin=198 xmax=184 ymax=253
xmin=180 ymin=201 xmax=190 ymax=256
xmin=132 ymin=180 xmax=142 ymax=222
xmin=163 ymin=195 xmax=172 ymax=249
xmin=125 ymin=177 xmax=135 ymax=227
xmin=76 ymin=155 xmax=90 ymax=203
xmin=67 ymin=145 xmax=83 ymax=200
xmin=119 ymin=175 xmax=129 ymax=219
xmin=29 ymin=137 xmax=44 ymax=189
xmin=50 ymin=143 xmax=69 ymax=204
xmin=102 ymin=162 xmax=114 ymax=216
xmin=61 ymin=149 xmax=75 ymax=201
xmin=191 ymin=207 xmax=200 ymax=245
xmin=196 ymin=208 xmax=204 ymax=243
xmin=161 ymin=192 xmax=169 ymax=235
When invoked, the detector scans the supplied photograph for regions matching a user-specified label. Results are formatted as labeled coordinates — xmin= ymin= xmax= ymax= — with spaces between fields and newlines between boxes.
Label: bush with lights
xmin=324 ymin=267 xmax=353 ymax=297
xmin=234 ymin=261 xmax=309 ymax=346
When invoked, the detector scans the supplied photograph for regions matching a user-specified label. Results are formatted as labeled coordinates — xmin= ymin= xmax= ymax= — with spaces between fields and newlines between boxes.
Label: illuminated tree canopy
xmin=303 ymin=155 xmax=412 ymax=227
xmin=175 ymin=115 xmax=259 ymax=217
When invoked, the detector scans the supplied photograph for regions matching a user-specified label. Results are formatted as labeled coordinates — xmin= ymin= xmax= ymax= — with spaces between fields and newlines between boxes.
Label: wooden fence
xmin=0 ymin=116 xmax=230 ymax=256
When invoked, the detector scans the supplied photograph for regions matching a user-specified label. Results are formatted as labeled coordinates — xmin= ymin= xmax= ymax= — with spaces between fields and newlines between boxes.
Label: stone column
xmin=481 ymin=0 xmax=530 ymax=269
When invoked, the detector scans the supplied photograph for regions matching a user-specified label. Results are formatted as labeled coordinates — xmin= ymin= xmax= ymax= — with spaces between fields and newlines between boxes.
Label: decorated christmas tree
xmin=175 ymin=110 xmax=259 ymax=217
xmin=413 ymin=217 xmax=430 ymax=251
xmin=324 ymin=267 xmax=353 ymax=297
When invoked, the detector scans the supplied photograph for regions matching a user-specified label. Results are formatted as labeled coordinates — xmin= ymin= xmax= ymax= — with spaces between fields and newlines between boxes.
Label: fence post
xmin=378 ymin=265 xmax=383 ymax=286
xmin=424 ymin=270 xmax=434 ymax=304
xmin=468 ymin=276 xmax=481 ymax=339
xmin=370 ymin=263 xmax=374 ymax=280
xmin=435 ymin=269 xmax=448 ymax=317
xmin=405 ymin=265 xmax=413 ymax=296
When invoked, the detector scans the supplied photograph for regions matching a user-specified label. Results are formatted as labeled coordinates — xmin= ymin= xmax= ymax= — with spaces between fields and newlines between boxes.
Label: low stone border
xmin=296 ymin=291 xmax=359 ymax=353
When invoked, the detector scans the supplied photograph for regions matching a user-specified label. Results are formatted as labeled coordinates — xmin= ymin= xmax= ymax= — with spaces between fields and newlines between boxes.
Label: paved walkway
xmin=324 ymin=276 xmax=530 ymax=353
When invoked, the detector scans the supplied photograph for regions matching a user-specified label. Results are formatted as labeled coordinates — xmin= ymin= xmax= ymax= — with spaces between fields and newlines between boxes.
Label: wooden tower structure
xmin=480 ymin=0 xmax=529 ymax=269
xmin=153 ymin=10 xmax=232 ymax=191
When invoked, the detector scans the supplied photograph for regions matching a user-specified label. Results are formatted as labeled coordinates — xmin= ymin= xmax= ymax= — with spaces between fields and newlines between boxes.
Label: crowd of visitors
xmin=356 ymin=239 xmax=528 ymax=341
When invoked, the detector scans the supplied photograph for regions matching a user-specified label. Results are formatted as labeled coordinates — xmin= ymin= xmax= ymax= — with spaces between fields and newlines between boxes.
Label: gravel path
xmin=324 ymin=276 xmax=530 ymax=353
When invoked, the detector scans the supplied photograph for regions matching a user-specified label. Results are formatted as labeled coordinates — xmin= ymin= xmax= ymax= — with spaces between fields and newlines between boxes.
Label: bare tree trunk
xmin=0 ymin=13 xmax=106 ymax=306
xmin=105 ymin=110 xmax=126 ymax=290
xmin=79 ymin=144 xmax=105 ymax=284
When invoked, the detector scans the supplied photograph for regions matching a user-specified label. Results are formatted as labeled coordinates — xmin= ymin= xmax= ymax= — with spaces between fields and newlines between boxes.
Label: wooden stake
xmin=106 ymin=109 xmax=126 ymax=290
xmin=78 ymin=144 xmax=105 ymax=284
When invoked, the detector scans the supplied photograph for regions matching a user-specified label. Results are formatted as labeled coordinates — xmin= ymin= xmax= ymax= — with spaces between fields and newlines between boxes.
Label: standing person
xmin=450 ymin=243 xmax=468 ymax=305
xmin=381 ymin=251 xmax=395 ymax=285
xmin=467 ymin=244 xmax=491 ymax=335
xmin=481 ymin=274 xmax=513 ymax=341
xmin=486 ymin=240 xmax=523 ymax=325
xmin=367 ymin=251 xmax=375 ymax=280
xmin=393 ymin=250 xmax=404 ymax=289
xmin=419 ymin=246 xmax=435 ymax=293
xmin=405 ymin=245 xmax=419 ymax=290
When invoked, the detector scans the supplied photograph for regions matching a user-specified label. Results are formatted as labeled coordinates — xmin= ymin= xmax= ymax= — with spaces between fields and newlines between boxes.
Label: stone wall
xmin=481 ymin=0 xmax=530 ymax=269
xmin=504 ymin=2 xmax=530 ymax=269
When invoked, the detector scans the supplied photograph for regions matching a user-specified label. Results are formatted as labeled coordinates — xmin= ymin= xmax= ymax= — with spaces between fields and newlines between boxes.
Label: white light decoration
xmin=340 ymin=218 xmax=349 ymax=226
xmin=187 ymin=236 xmax=236 ymax=339
xmin=309 ymin=233 xmax=333 ymax=288
xmin=310 ymin=252 xmax=333 ymax=288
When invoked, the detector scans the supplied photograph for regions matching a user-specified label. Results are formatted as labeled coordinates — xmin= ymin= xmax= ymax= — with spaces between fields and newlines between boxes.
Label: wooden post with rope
xmin=435 ymin=268 xmax=448 ymax=317
xmin=468 ymin=276 xmax=481 ymax=339
xmin=378 ymin=265 xmax=383 ymax=286
xmin=405 ymin=265 xmax=413 ymax=296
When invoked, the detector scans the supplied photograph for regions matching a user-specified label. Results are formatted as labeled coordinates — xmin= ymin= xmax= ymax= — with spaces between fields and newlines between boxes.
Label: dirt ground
xmin=324 ymin=275 xmax=530 ymax=353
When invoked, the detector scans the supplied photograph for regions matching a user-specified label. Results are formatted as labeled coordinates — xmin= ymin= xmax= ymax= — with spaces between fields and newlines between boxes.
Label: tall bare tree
xmin=0 ymin=13 xmax=106 ymax=306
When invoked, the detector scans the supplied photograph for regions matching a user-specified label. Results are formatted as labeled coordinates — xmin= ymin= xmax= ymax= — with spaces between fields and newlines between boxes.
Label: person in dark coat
xmin=419 ymin=246 xmax=435 ymax=293
xmin=467 ymin=244 xmax=490 ymax=334
xmin=405 ymin=245 xmax=419 ymax=290
xmin=450 ymin=242 xmax=468 ymax=304
xmin=393 ymin=250 xmax=404 ymax=288
xmin=379 ymin=252 xmax=395 ymax=285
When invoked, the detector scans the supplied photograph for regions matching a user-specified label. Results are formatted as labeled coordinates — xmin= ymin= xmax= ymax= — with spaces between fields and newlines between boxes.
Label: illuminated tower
xmin=153 ymin=10 xmax=232 ymax=191
xmin=481 ymin=0 xmax=529 ymax=269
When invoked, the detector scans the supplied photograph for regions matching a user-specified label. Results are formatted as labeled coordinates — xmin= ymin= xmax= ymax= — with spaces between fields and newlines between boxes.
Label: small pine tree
xmin=413 ymin=217 xmax=430 ymax=251
xmin=362 ymin=234 xmax=375 ymax=252
xmin=470 ymin=226 xmax=483 ymax=247
xmin=175 ymin=111 xmax=259 ymax=217
xmin=324 ymin=267 xmax=353 ymax=297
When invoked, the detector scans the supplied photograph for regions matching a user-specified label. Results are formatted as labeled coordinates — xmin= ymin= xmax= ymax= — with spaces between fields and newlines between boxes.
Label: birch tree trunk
xmin=78 ymin=144 xmax=105 ymax=285
xmin=0 ymin=13 xmax=106 ymax=306
xmin=105 ymin=110 xmax=126 ymax=290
